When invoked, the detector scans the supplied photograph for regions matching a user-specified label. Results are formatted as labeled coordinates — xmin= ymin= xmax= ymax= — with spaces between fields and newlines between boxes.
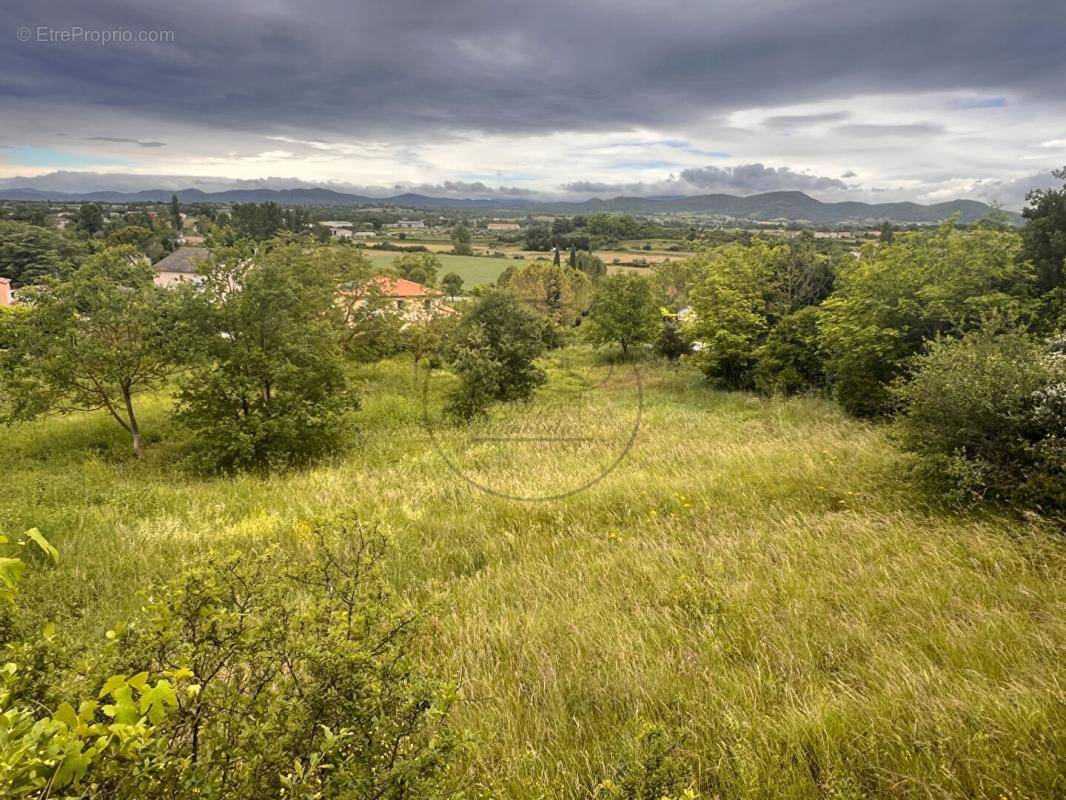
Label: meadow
xmin=360 ymin=249 xmax=516 ymax=286
xmin=3 ymin=348 xmax=1063 ymax=799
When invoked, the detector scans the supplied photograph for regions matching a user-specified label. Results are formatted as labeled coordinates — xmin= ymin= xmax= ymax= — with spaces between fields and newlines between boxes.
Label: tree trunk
xmin=122 ymin=383 xmax=144 ymax=458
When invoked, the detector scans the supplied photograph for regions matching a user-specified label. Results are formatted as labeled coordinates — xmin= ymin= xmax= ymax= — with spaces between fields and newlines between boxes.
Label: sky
xmin=1 ymin=0 xmax=1064 ymax=208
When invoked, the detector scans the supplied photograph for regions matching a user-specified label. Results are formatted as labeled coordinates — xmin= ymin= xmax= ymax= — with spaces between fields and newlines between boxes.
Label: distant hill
xmin=537 ymin=191 xmax=1016 ymax=224
xmin=0 ymin=186 xmax=1017 ymax=224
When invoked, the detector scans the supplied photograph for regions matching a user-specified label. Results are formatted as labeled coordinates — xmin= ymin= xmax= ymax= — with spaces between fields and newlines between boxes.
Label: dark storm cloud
xmin=678 ymin=163 xmax=850 ymax=193
xmin=86 ymin=137 xmax=166 ymax=147
xmin=560 ymin=162 xmax=852 ymax=196
xmin=2 ymin=0 xmax=1064 ymax=138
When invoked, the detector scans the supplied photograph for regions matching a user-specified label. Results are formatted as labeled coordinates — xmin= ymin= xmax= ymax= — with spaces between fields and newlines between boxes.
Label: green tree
xmin=879 ymin=221 xmax=895 ymax=244
xmin=441 ymin=271 xmax=464 ymax=297
xmin=169 ymin=193 xmax=181 ymax=232
xmin=403 ymin=313 xmax=456 ymax=380
xmin=0 ymin=220 xmax=86 ymax=286
xmin=820 ymin=221 xmax=1037 ymax=415
xmin=77 ymin=203 xmax=104 ymax=236
xmin=503 ymin=260 xmax=591 ymax=326
xmin=1020 ymin=166 xmax=1066 ymax=319
xmin=445 ymin=290 xmax=555 ymax=420
xmin=752 ymin=306 xmax=825 ymax=395
xmin=175 ymin=242 xmax=357 ymax=471
xmin=683 ymin=243 xmax=779 ymax=387
xmin=584 ymin=272 xmax=659 ymax=355
xmin=450 ymin=223 xmax=473 ymax=255
xmin=574 ymin=250 xmax=607 ymax=281
xmin=392 ymin=252 xmax=441 ymax=286
xmin=0 ymin=246 xmax=178 ymax=457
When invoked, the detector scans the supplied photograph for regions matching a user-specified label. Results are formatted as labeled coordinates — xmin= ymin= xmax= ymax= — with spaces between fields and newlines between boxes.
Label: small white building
xmin=330 ymin=227 xmax=353 ymax=239
xmin=487 ymin=222 xmax=521 ymax=231
xmin=386 ymin=219 xmax=426 ymax=229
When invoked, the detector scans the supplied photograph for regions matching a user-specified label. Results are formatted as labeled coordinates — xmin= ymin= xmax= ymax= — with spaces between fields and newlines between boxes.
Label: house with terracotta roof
xmin=343 ymin=275 xmax=455 ymax=324
xmin=0 ymin=277 xmax=12 ymax=307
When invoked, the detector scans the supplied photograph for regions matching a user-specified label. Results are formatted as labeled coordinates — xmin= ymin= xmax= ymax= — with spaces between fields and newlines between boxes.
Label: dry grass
xmin=2 ymin=348 xmax=1063 ymax=798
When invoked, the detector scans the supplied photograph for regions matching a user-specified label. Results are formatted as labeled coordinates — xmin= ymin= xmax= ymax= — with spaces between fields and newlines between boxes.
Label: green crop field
xmin=360 ymin=250 xmax=517 ymax=287
xmin=4 ymin=348 xmax=1063 ymax=799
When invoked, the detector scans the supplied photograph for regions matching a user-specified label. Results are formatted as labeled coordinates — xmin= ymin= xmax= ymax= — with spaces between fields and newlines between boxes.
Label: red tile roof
xmin=365 ymin=275 xmax=442 ymax=298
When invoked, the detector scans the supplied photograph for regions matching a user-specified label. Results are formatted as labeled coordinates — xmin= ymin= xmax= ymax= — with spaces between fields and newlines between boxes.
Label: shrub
xmin=752 ymin=306 xmax=825 ymax=395
xmin=99 ymin=515 xmax=459 ymax=799
xmin=444 ymin=291 xmax=555 ymax=420
xmin=655 ymin=309 xmax=694 ymax=361
xmin=594 ymin=726 xmax=698 ymax=800
xmin=893 ymin=325 xmax=1066 ymax=513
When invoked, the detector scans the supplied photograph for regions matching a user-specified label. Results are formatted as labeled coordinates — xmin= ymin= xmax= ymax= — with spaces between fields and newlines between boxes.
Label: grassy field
xmin=3 ymin=349 xmax=1064 ymax=798
xmin=361 ymin=249 xmax=516 ymax=286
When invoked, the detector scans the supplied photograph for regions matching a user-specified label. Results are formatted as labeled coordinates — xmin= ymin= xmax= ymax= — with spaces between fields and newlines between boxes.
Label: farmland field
xmin=4 ymin=348 xmax=1063 ymax=799
xmin=360 ymin=249 xmax=516 ymax=287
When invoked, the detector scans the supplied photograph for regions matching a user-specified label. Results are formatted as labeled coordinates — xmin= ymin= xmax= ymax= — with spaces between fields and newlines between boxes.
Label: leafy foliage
xmin=444 ymin=290 xmax=555 ymax=420
xmin=392 ymin=252 xmax=441 ymax=287
xmin=175 ymin=242 xmax=358 ymax=471
xmin=98 ymin=515 xmax=459 ymax=800
xmin=0 ymin=246 xmax=179 ymax=456
xmin=441 ymin=271 xmax=464 ymax=297
xmin=500 ymin=261 xmax=591 ymax=326
xmin=752 ymin=306 xmax=825 ymax=395
xmin=683 ymin=243 xmax=776 ymax=387
xmin=584 ymin=273 xmax=659 ymax=355
xmin=819 ymin=222 xmax=1036 ymax=415
xmin=1020 ymin=166 xmax=1066 ymax=320
xmin=594 ymin=726 xmax=698 ymax=800
xmin=0 ymin=220 xmax=86 ymax=287
xmin=894 ymin=325 xmax=1066 ymax=513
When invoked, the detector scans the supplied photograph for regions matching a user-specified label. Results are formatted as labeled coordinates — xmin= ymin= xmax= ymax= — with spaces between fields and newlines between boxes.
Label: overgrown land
xmin=3 ymin=351 xmax=1063 ymax=798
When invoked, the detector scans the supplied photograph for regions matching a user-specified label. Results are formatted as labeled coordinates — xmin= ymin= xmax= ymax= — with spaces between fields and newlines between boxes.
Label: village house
xmin=487 ymin=222 xmax=521 ymax=231
xmin=153 ymin=246 xmax=211 ymax=287
xmin=386 ymin=219 xmax=426 ymax=229
xmin=329 ymin=227 xmax=353 ymax=239
xmin=345 ymin=275 xmax=455 ymax=325
xmin=353 ymin=230 xmax=377 ymax=238
xmin=0 ymin=277 xmax=13 ymax=307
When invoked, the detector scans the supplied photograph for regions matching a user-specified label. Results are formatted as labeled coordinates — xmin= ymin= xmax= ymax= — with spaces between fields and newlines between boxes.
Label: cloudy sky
xmin=1 ymin=0 xmax=1064 ymax=207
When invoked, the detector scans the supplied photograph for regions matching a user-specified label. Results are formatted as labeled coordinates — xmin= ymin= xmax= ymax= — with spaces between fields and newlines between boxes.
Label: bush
xmin=752 ymin=306 xmax=825 ymax=395
xmin=594 ymin=726 xmax=698 ymax=800
xmin=445 ymin=291 xmax=556 ymax=420
xmin=893 ymin=325 xmax=1066 ymax=513
xmin=655 ymin=309 xmax=693 ymax=361
xmin=1 ymin=519 xmax=458 ymax=799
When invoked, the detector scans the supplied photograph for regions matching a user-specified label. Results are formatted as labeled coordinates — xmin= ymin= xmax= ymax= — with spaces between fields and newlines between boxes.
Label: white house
xmin=386 ymin=219 xmax=426 ymax=229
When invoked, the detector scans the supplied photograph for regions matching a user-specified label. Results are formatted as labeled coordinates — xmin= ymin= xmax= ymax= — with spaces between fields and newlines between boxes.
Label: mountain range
xmin=0 ymin=187 xmax=1017 ymax=225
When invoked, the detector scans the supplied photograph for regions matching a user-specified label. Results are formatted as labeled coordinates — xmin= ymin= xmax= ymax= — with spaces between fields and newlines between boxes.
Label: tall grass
xmin=1 ymin=348 xmax=1062 ymax=798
